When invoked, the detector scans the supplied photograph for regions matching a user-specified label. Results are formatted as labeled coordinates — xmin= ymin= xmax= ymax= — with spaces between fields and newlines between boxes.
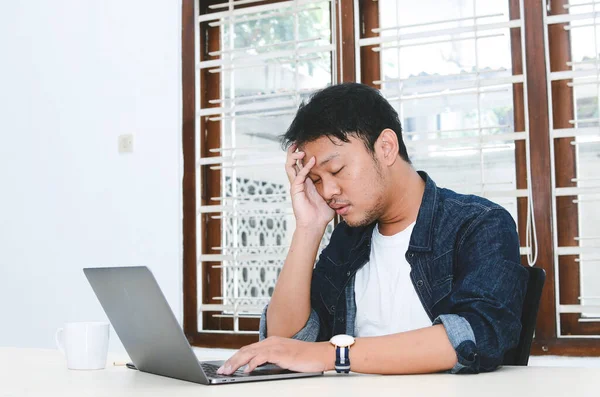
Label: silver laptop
xmin=83 ymin=266 xmax=323 ymax=385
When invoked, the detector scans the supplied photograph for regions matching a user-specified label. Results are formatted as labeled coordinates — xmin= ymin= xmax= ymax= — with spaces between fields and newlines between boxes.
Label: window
xmin=182 ymin=0 xmax=600 ymax=355
xmin=184 ymin=0 xmax=338 ymax=347
xmin=544 ymin=0 xmax=600 ymax=340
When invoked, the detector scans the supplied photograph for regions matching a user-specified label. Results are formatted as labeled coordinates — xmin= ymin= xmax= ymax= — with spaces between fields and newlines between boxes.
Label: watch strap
xmin=335 ymin=345 xmax=350 ymax=373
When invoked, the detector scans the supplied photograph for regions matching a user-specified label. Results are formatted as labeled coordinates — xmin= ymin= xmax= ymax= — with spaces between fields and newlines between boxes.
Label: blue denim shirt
xmin=259 ymin=171 xmax=529 ymax=374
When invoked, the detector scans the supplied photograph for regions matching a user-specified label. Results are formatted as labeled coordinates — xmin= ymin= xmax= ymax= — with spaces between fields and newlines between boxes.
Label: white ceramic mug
xmin=55 ymin=322 xmax=110 ymax=370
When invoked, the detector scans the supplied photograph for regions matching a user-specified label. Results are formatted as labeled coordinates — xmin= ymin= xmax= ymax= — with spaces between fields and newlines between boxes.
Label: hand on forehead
xmin=296 ymin=137 xmax=346 ymax=168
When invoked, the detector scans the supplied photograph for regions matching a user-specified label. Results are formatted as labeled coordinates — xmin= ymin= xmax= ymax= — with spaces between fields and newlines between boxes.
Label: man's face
xmin=301 ymin=135 xmax=387 ymax=227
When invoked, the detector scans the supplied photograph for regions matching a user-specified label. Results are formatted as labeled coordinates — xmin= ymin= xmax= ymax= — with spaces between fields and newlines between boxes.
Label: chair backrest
xmin=503 ymin=266 xmax=546 ymax=366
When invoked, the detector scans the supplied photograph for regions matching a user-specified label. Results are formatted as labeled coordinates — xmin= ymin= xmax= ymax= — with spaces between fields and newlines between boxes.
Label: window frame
xmin=182 ymin=0 xmax=600 ymax=354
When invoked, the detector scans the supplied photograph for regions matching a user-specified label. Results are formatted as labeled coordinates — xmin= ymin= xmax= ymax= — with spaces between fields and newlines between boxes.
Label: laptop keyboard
xmin=201 ymin=363 xmax=247 ymax=378
xmin=201 ymin=362 xmax=293 ymax=378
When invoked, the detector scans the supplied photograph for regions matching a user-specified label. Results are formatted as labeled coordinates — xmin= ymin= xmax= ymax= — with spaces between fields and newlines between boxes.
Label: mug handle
xmin=55 ymin=328 xmax=65 ymax=355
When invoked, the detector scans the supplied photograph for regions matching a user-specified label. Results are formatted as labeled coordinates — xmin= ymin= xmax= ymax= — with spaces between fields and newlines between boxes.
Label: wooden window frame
xmin=182 ymin=0 xmax=600 ymax=354
xmin=528 ymin=0 xmax=600 ymax=353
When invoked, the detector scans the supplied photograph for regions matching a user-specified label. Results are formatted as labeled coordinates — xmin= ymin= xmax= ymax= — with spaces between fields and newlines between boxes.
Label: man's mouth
xmin=330 ymin=204 xmax=350 ymax=216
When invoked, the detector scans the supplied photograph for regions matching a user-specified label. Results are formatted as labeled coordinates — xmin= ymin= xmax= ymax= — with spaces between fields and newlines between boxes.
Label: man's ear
xmin=376 ymin=129 xmax=400 ymax=166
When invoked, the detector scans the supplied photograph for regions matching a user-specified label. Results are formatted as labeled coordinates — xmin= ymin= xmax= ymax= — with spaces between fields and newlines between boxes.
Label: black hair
xmin=281 ymin=82 xmax=410 ymax=163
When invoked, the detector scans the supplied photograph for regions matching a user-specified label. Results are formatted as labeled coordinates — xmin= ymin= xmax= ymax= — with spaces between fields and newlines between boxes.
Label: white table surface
xmin=0 ymin=347 xmax=597 ymax=397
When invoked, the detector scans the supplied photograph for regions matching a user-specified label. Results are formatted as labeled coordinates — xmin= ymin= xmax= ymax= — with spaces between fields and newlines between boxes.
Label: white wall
xmin=0 ymin=0 xmax=183 ymax=352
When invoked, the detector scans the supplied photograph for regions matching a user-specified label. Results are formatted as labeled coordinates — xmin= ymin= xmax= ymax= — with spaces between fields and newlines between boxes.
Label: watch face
xmin=330 ymin=334 xmax=355 ymax=347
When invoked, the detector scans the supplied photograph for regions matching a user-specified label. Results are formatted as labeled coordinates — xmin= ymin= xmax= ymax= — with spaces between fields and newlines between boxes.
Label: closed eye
xmin=332 ymin=166 xmax=344 ymax=176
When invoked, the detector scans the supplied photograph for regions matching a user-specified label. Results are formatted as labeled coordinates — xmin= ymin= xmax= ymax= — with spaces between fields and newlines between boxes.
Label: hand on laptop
xmin=217 ymin=336 xmax=333 ymax=375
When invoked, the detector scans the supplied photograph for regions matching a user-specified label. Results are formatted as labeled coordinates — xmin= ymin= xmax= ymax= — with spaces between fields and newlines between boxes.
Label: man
xmin=218 ymin=83 xmax=529 ymax=375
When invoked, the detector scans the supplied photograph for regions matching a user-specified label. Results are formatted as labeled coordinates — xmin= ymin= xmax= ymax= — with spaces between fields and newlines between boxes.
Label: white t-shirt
xmin=354 ymin=222 xmax=431 ymax=337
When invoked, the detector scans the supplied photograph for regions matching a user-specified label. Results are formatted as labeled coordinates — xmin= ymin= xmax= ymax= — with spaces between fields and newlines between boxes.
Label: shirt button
xmin=339 ymin=317 xmax=345 ymax=322
xmin=416 ymin=280 xmax=424 ymax=287
xmin=409 ymin=253 xmax=414 ymax=258
xmin=331 ymin=305 xmax=336 ymax=311
xmin=346 ymin=271 xmax=351 ymax=276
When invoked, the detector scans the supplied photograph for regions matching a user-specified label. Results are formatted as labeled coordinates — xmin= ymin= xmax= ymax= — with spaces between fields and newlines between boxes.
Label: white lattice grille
xmin=220 ymin=177 xmax=334 ymax=310
xmin=223 ymin=177 xmax=287 ymax=308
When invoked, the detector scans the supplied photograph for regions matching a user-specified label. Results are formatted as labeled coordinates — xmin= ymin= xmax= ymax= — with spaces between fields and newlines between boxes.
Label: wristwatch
xmin=329 ymin=334 xmax=355 ymax=373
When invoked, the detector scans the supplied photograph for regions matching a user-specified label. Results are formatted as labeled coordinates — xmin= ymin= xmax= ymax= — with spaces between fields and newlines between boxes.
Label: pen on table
xmin=113 ymin=361 xmax=128 ymax=366
xmin=113 ymin=361 xmax=137 ymax=370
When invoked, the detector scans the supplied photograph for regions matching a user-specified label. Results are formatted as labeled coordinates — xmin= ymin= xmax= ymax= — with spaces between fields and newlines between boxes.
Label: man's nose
xmin=321 ymin=178 xmax=341 ymax=202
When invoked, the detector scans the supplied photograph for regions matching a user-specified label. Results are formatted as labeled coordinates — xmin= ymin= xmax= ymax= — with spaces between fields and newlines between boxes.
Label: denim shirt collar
xmin=409 ymin=170 xmax=438 ymax=252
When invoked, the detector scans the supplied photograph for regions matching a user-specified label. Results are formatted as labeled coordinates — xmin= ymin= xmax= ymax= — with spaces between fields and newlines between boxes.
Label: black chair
xmin=503 ymin=266 xmax=546 ymax=366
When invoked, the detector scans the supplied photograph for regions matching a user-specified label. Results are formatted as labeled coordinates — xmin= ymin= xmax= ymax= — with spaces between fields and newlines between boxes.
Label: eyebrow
xmin=317 ymin=153 xmax=339 ymax=168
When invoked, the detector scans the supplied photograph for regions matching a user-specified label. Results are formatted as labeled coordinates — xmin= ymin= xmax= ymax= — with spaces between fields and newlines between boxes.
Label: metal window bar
xmin=198 ymin=0 xmax=329 ymax=23
xmin=358 ymin=20 xmax=522 ymax=48
xmin=371 ymin=13 xmax=505 ymax=33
